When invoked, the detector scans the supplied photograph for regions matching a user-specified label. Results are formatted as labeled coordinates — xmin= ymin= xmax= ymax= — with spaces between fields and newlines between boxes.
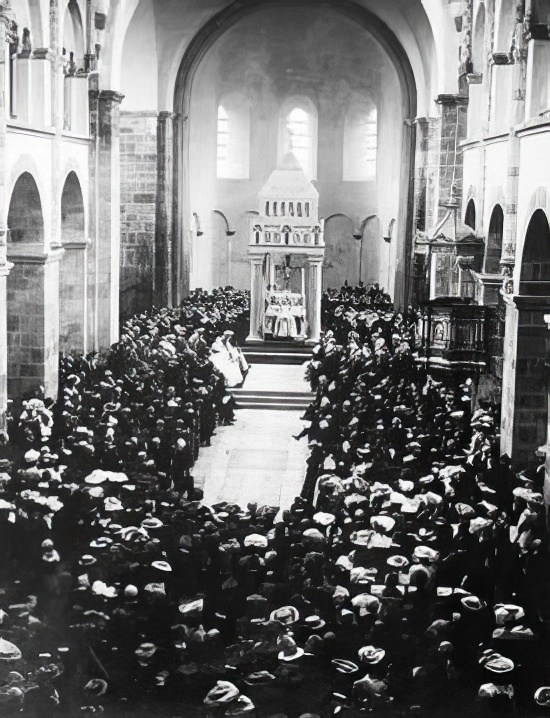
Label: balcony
xmin=416 ymin=297 xmax=489 ymax=371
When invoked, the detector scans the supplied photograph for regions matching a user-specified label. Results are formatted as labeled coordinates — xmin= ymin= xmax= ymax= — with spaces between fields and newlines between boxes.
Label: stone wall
xmin=119 ymin=111 xmax=158 ymax=319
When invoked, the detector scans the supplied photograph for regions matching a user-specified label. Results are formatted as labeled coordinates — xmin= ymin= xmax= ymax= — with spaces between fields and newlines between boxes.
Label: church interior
xmin=0 ymin=0 xmax=550 ymax=716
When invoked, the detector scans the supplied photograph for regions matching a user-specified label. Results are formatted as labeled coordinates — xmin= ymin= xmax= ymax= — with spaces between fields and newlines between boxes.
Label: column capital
xmin=90 ymin=89 xmax=125 ymax=105
xmin=158 ymin=110 xmax=175 ymax=122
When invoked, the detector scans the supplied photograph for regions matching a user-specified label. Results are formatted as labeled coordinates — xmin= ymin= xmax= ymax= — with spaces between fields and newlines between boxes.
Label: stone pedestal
xmin=89 ymin=87 xmax=124 ymax=349
xmin=305 ymin=257 xmax=323 ymax=344
xmin=247 ymin=257 xmax=264 ymax=341
xmin=6 ymin=246 xmax=63 ymax=398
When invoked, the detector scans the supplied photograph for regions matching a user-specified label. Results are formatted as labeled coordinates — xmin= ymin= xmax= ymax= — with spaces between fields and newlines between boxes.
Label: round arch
xmin=520 ymin=209 xmax=550 ymax=295
xmin=172 ymin=0 xmax=418 ymax=303
xmin=60 ymin=171 xmax=85 ymax=244
xmin=485 ymin=204 xmax=504 ymax=274
xmin=465 ymin=198 xmax=476 ymax=230
xmin=7 ymin=171 xmax=44 ymax=245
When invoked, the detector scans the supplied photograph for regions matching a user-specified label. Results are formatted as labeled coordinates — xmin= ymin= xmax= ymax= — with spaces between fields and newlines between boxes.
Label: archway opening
xmin=485 ymin=204 xmax=503 ymax=274
xmin=514 ymin=209 xmax=550 ymax=464
xmin=465 ymin=199 xmax=476 ymax=231
xmin=175 ymin=1 xmax=417 ymax=306
xmin=59 ymin=171 xmax=86 ymax=352
xmin=6 ymin=172 xmax=47 ymax=398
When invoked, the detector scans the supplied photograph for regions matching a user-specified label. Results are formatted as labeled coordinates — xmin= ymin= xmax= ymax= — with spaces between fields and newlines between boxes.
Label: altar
xmin=246 ymin=153 xmax=325 ymax=344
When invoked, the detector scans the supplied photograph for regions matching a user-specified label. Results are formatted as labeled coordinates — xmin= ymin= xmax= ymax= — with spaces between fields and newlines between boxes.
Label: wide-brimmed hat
xmin=0 ymin=638 xmax=21 ymax=662
xmin=204 ymin=681 xmax=240 ymax=705
xmin=179 ymin=598 xmax=204 ymax=617
xmin=461 ymin=595 xmax=487 ymax=612
xmin=479 ymin=650 xmax=514 ymax=673
xmin=141 ymin=517 xmax=163 ymax=530
xmin=332 ymin=659 xmax=359 ymax=674
xmin=352 ymin=594 xmax=380 ymax=616
xmin=135 ymin=643 xmax=158 ymax=660
xmin=358 ymin=645 xmax=386 ymax=664
xmin=151 ymin=560 xmax=172 ymax=572
xmin=84 ymin=678 xmax=108 ymax=696
xmin=270 ymin=606 xmax=299 ymax=625
xmin=243 ymin=534 xmax=268 ymax=548
xmin=494 ymin=603 xmax=525 ymax=625
xmin=303 ymin=615 xmax=326 ymax=631
xmin=243 ymin=671 xmax=276 ymax=686
xmin=535 ymin=687 xmax=550 ymax=707
xmin=277 ymin=635 xmax=304 ymax=662
xmin=387 ymin=555 xmax=409 ymax=569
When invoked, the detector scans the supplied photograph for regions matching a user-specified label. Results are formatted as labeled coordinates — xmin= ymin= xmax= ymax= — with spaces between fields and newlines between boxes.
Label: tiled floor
xmin=194 ymin=364 xmax=311 ymax=510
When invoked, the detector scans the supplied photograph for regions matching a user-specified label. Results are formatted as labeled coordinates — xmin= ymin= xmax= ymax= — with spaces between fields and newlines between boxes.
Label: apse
xmin=185 ymin=5 xmax=411 ymax=296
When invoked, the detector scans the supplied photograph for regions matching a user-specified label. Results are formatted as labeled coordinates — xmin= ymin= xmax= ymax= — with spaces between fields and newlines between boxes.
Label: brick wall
xmin=119 ymin=111 xmax=158 ymax=320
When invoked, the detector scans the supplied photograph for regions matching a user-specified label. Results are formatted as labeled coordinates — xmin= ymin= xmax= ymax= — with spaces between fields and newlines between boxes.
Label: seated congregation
xmin=0 ymin=285 xmax=546 ymax=718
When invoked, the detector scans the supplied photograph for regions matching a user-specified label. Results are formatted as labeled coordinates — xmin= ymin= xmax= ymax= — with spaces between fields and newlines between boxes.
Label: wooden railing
xmin=416 ymin=298 xmax=489 ymax=368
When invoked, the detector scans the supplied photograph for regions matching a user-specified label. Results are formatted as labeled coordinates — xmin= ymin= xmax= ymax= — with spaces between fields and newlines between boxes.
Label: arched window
xmin=465 ymin=199 xmax=476 ymax=230
xmin=485 ymin=205 xmax=504 ymax=274
xmin=343 ymin=99 xmax=378 ymax=181
xmin=278 ymin=98 xmax=317 ymax=180
xmin=216 ymin=94 xmax=250 ymax=179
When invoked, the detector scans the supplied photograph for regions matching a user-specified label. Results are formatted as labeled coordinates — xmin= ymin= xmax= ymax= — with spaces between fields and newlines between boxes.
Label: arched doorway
xmin=6 ymin=172 xmax=58 ymax=398
xmin=513 ymin=209 xmax=550 ymax=464
xmin=59 ymin=171 xmax=87 ymax=353
xmin=465 ymin=199 xmax=476 ymax=231
xmin=485 ymin=205 xmax=504 ymax=274
xmin=172 ymin=0 xmax=417 ymax=306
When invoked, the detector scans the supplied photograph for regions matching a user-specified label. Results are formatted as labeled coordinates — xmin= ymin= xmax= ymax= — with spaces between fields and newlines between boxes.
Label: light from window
xmin=343 ymin=104 xmax=377 ymax=181
xmin=216 ymin=100 xmax=250 ymax=179
xmin=282 ymin=106 xmax=317 ymax=180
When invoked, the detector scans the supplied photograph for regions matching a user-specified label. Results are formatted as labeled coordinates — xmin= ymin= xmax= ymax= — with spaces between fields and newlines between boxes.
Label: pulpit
xmin=246 ymin=153 xmax=324 ymax=344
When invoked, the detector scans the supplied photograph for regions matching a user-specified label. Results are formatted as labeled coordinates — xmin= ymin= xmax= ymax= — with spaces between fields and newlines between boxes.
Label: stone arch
xmin=172 ymin=0 xmax=418 ymax=306
xmin=7 ymin=172 xmax=43 ymax=245
xmin=6 ymin=172 xmax=58 ymax=399
xmin=511 ymin=209 xmax=550 ymax=465
xmin=59 ymin=171 xmax=87 ymax=353
xmin=465 ymin=198 xmax=476 ymax=230
xmin=61 ymin=1 xmax=85 ymax=66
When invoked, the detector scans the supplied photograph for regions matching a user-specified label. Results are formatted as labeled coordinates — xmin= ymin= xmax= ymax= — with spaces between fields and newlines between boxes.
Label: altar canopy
xmin=247 ymin=153 xmax=325 ymax=344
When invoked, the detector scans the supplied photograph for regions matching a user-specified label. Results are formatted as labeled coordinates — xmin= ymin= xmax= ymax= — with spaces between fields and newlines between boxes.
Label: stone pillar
xmin=434 ymin=95 xmax=469 ymax=215
xmin=537 ymin=314 xmax=550 ymax=505
xmin=305 ymin=257 xmax=323 ymax=345
xmin=59 ymin=241 xmax=89 ymax=353
xmin=89 ymin=87 xmax=124 ymax=349
xmin=501 ymin=294 xmax=550 ymax=465
xmin=155 ymin=111 xmax=174 ymax=307
xmin=6 ymin=246 xmax=63 ymax=399
xmin=0 ymin=229 xmax=12 ymax=432
xmin=247 ymin=257 xmax=264 ymax=342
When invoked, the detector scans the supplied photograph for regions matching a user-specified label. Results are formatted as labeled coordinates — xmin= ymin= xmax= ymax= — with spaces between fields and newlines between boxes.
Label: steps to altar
xmin=242 ymin=340 xmax=312 ymax=365
xmin=229 ymin=362 xmax=313 ymax=411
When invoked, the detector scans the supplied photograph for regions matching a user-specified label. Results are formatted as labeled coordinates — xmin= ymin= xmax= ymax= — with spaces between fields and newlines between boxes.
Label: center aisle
xmin=194 ymin=363 xmax=311 ymax=509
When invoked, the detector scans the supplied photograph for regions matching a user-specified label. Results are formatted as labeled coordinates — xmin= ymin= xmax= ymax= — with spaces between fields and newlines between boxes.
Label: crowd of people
xmin=0 ymin=283 xmax=547 ymax=717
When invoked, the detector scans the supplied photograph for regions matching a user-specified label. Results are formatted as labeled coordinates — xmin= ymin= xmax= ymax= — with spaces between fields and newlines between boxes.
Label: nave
xmin=0 ymin=285 xmax=548 ymax=717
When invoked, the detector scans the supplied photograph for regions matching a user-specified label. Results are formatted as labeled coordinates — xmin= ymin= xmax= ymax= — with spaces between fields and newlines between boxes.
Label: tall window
xmin=278 ymin=98 xmax=317 ymax=180
xmin=216 ymin=95 xmax=250 ymax=179
xmin=343 ymin=100 xmax=378 ymax=181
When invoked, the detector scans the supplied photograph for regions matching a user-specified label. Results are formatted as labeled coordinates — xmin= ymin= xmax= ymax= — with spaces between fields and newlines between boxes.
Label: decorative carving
xmin=19 ymin=26 xmax=31 ymax=57
xmin=459 ymin=0 xmax=474 ymax=75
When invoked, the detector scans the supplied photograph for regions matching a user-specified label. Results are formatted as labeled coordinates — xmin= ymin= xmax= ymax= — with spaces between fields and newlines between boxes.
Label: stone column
xmin=6 ymin=246 xmax=63 ymax=399
xmin=0 ymin=232 xmax=12 ymax=432
xmin=247 ymin=257 xmax=264 ymax=342
xmin=59 ymin=240 xmax=89 ymax=353
xmin=0 ymin=6 xmax=12 ymax=430
xmin=537 ymin=314 xmax=550 ymax=506
xmin=89 ymin=87 xmax=124 ymax=349
xmin=305 ymin=257 xmax=323 ymax=345
xmin=155 ymin=111 xmax=174 ymax=307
